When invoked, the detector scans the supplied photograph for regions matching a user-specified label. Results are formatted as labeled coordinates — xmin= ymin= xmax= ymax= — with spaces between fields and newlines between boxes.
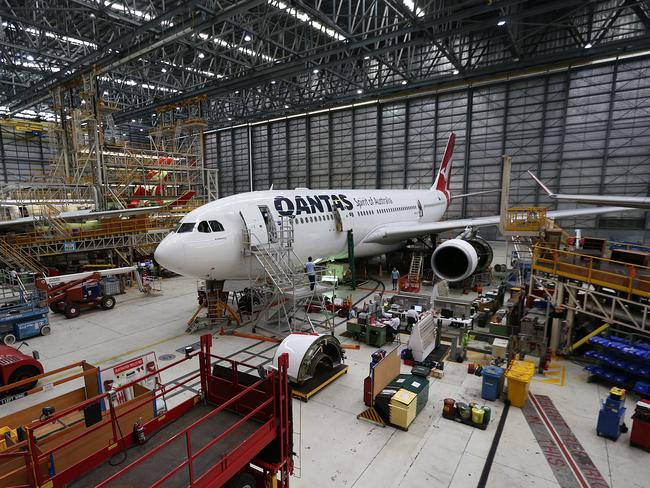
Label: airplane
xmin=528 ymin=171 xmax=650 ymax=210
xmin=154 ymin=133 xmax=631 ymax=284
xmin=0 ymin=205 xmax=165 ymax=231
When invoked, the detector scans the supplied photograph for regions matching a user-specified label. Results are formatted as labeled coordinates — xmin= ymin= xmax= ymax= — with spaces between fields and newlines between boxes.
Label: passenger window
xmin=197 ymin=221 xmax=211 ymax=233
xmin=209 ymin=221 xmax=224 ymax=232
xmin=176 ymin=222 xmax=195 ymax=233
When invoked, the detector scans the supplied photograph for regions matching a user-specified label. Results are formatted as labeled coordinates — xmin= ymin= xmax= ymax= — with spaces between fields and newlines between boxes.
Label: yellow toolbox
xmin=389 ymin=389 xmax=418 ymax=429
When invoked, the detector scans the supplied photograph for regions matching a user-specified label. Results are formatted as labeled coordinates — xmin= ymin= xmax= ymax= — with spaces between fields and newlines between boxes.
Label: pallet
xmin=292 ymin=364 xmax=348 ymax=402
xmin=442 ymin=413 xmax=488 ymax=430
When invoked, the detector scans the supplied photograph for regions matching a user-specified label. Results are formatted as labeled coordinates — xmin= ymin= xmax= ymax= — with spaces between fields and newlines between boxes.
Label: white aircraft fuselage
xmin=154 ymin=187 xmax=449 ymax=280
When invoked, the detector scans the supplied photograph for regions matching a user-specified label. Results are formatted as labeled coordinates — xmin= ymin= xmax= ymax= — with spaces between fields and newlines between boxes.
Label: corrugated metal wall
xmin=205 ymin=58 xmax=650 ymax=240
xmin=0 ymin=124 xmax=53 ymax=183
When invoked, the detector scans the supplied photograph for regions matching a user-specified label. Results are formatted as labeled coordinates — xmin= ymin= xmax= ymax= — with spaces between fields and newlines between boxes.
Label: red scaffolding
xmin=4 ymin=334 xmax=292 ymax=488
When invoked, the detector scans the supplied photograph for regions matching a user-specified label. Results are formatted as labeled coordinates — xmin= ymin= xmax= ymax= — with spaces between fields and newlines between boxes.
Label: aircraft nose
xmin=154 ymin=234 xmax=186 ymax=275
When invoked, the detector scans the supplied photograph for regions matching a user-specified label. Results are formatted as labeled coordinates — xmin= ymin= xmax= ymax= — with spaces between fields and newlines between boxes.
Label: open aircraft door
xmin=240 ymin=206 xmax=269 ymax=246
xmin=333 ymin=207 xmax=354 ymax=233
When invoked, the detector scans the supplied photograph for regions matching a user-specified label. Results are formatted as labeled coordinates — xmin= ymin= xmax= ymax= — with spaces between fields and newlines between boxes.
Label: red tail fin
xmin=433 ymin=132 xmax=455 ymax=193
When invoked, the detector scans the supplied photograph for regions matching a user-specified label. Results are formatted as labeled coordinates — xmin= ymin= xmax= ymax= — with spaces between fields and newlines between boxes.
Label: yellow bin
xmin=505 ymin=360 xmax=535 ymax=407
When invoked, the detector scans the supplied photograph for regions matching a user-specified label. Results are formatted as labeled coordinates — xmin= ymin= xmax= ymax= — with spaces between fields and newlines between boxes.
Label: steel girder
xmin=0 ymin=0 xmax=649 ymax=128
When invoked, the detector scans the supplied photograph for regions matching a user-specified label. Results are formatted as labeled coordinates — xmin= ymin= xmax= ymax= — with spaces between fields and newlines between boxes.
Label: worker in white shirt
xmin=386 ymin=316 xmax=401 ymax=342
xmin=305 ymin=256 xmax=316 ymax=290
xmin=405 ymin=306 xmax=419 ymax=332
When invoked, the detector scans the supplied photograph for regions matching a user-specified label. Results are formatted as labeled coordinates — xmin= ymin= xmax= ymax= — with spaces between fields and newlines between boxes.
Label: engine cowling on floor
xmin=431 ymin=237 xmax=493 ymax=282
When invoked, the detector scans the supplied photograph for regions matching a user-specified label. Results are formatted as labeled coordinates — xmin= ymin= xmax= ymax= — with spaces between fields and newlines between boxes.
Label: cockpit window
xmin=209 ymin=220 xmax=224 ymax=232
xmin=197 ymin=221 xmax=211 ymax=233
xmin=176 ymin=222 xmax=195 ymax=233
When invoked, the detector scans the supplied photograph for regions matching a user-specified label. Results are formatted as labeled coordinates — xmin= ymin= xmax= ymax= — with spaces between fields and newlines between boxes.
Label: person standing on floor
xmin=406 ymin=305 xmax=420 ymax=332
xmin=305 ymin=256 xmax=316 ymax=290
xmin=391 ymin=267 xmax=400 ymax=291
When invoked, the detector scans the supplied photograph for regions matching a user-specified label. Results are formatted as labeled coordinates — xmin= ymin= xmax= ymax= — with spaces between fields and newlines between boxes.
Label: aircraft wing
xmin=56 ymin=206 xmax=164 ymax=220
xmin=0 ymin=206 xmax=165 ymax=230
xmin=528 ymin=171 xmax=650 ymax=209
xmin=363 ymin=206 xmax=631 ymax=244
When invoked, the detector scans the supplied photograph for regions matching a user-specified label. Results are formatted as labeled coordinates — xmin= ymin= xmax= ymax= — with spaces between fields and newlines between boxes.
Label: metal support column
xmin=328 ymin=110 xmax=333 ymax=188
xmin=462 ymin=88 xmax=473 ymax=218
xmin=351 ymin=106 xmax=356 ymax=188
xmin=534 ymin=75 xmax=550 ymax=206
xmin=376 ymin=104 xmax=382 ymax=189
xmin=267 ymin=124 xmax=273 ymax=189
xmin=598 ymin=60 xmax=619 ymax=195
xmin=347 ymin=230 xmax=356 ymax=290
xmin=554 ymin=70 xmax=572 ymax=207
xmin=248 ymin=124 xmax=254 ymax=191
xmin=403 ymin=99 xmax=410 ymax=189
xmin=230 ymin=130 xmax=236 ymax=194
xmin=305 ymin=115 xmax=312 ymax=188
xmin=497 ymin=82 xmax=510 ymax=215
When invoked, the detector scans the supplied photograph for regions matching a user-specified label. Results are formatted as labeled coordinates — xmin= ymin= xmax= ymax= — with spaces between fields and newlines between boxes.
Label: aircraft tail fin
xmin=432 ymin=132 xmax=456 ymax=193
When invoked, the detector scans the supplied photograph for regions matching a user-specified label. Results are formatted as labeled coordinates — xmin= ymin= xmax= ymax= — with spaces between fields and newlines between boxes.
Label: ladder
xmin=0 ymin=238 xmax=48 ymax=275
xmin=42 ymin=203 xmax=71 ymax=237
xmin=401 ymin=253 xmax=424 ymax=292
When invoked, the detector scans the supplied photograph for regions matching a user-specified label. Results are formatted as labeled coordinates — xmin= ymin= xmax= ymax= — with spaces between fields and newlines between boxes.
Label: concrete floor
xmin=7 ymin=269 xmax=650 ymax=487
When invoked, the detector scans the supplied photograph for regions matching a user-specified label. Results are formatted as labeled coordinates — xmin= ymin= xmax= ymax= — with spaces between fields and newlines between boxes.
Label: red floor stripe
xmin=529 ymin=393 xmax=591 ymax=488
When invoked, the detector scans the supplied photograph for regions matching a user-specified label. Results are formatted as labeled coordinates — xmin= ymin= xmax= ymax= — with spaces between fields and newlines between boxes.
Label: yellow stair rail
xmin=568 ymin=323 xmax=610 ymax=352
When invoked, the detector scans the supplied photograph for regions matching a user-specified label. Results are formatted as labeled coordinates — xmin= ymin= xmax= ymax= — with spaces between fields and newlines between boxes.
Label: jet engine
xmin=431 ymin=235 xmax=493 ymax=282
xmin=272 ymin=333 xmax=345 ymax=384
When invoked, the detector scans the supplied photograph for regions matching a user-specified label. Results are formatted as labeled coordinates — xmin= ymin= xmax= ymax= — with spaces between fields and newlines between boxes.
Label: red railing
xmin=0 ymin=451 xmax=31 ymax=488
xmin=17 ymin=335 xmax=290 ymax=488
xmin=25 ymin=350 xmax=203 ymax=485
xmin=97 ymin=372 xmax=276 ymax=487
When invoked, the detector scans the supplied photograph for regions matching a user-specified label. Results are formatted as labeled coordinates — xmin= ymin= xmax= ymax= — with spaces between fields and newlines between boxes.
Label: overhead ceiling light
xmin=139 ymin=128 xmax=144 ymax=132
xmin=103 ymin=90 xmax=108 ymax=96
xmin=313 ymin=68 xmax=319 ymax=74
xmin=198 ymin=52 xmax=205 ymax=59
xmin=497 ymin=18 xmax=506 ymax=27
xmin=453 ymin=69 xmax=459 ymax=75
xmin=401 ymin=80 xmax=408 ymax=85
xmin=90 ymin=13 xmax=96 ymax=19
xmin=176 ymin=106 xmax=181 ymax=110
xmin=161 ymin=67 xmax=168 ymax=73
xmin=234 ymin=90 xmax=239 ymax=94
xmin=80 ymin=99 xmax=86 ymax=105
xmin=244 ymin=34 xmax=252 ymax=42
xmin=227 ymin=117 xmax=232 ymax=121
xmin=584 ymin=42 xmax=593 ymax=49
xmin=363 ymin=55 xmax=370 ymax=60
xmin=26 ymin=55 xmax=34 ymax=61
xmin=284 ymin=104 xmax=289 ymax=108
xmin=356 ymin=88 xmax=363 ymax=94
xmin=271 ymin=80 xmax=276 ymax=84
xmin=131 ymin=119 xmax=136 ymax=122
xmin=122 ymin=132 xmax=127 ymax=136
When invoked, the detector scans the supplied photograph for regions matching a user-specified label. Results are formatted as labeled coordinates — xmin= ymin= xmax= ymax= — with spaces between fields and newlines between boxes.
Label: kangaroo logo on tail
xmin=432 ymin=133 xmax=456 ymax=206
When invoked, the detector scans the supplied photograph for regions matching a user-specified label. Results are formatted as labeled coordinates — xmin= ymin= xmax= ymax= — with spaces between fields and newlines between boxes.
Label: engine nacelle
xmin=431 ymin=237 xmax=493 ymax=282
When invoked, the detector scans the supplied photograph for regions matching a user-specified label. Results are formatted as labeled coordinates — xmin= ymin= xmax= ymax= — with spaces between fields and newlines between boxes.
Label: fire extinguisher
xmin=543 ymin=348 xmax=552 ymax=371
xmin=133 ymin=418 xmax=146 ymax=445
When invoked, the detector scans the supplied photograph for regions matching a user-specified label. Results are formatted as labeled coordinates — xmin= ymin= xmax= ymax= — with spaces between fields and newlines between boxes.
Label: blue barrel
xmin=481 ymin=365 xmax=505 ymax=401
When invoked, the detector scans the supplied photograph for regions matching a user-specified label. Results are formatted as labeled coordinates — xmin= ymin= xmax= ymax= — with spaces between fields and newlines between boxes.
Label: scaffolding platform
xmin=69 ymin=405 xmax=262 ymax=487
xmin=292 ymin=364 xmax=348 ymax=402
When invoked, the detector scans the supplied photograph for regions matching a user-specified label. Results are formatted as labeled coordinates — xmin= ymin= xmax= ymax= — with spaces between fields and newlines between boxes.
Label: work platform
xmin=69 ymin=405 xmax=262 ymax=487
xmin=0 ymin=335 xmax=293 ymax=488
xmin=532 ymin=246 xmax=650 ymax=299
xmin=530 ymin=244 xmax=650 ymax=347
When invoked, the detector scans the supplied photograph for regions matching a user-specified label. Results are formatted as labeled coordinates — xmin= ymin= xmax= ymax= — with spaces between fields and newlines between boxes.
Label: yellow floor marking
xmin=535 ymin=363 xmax=566 ymax=386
